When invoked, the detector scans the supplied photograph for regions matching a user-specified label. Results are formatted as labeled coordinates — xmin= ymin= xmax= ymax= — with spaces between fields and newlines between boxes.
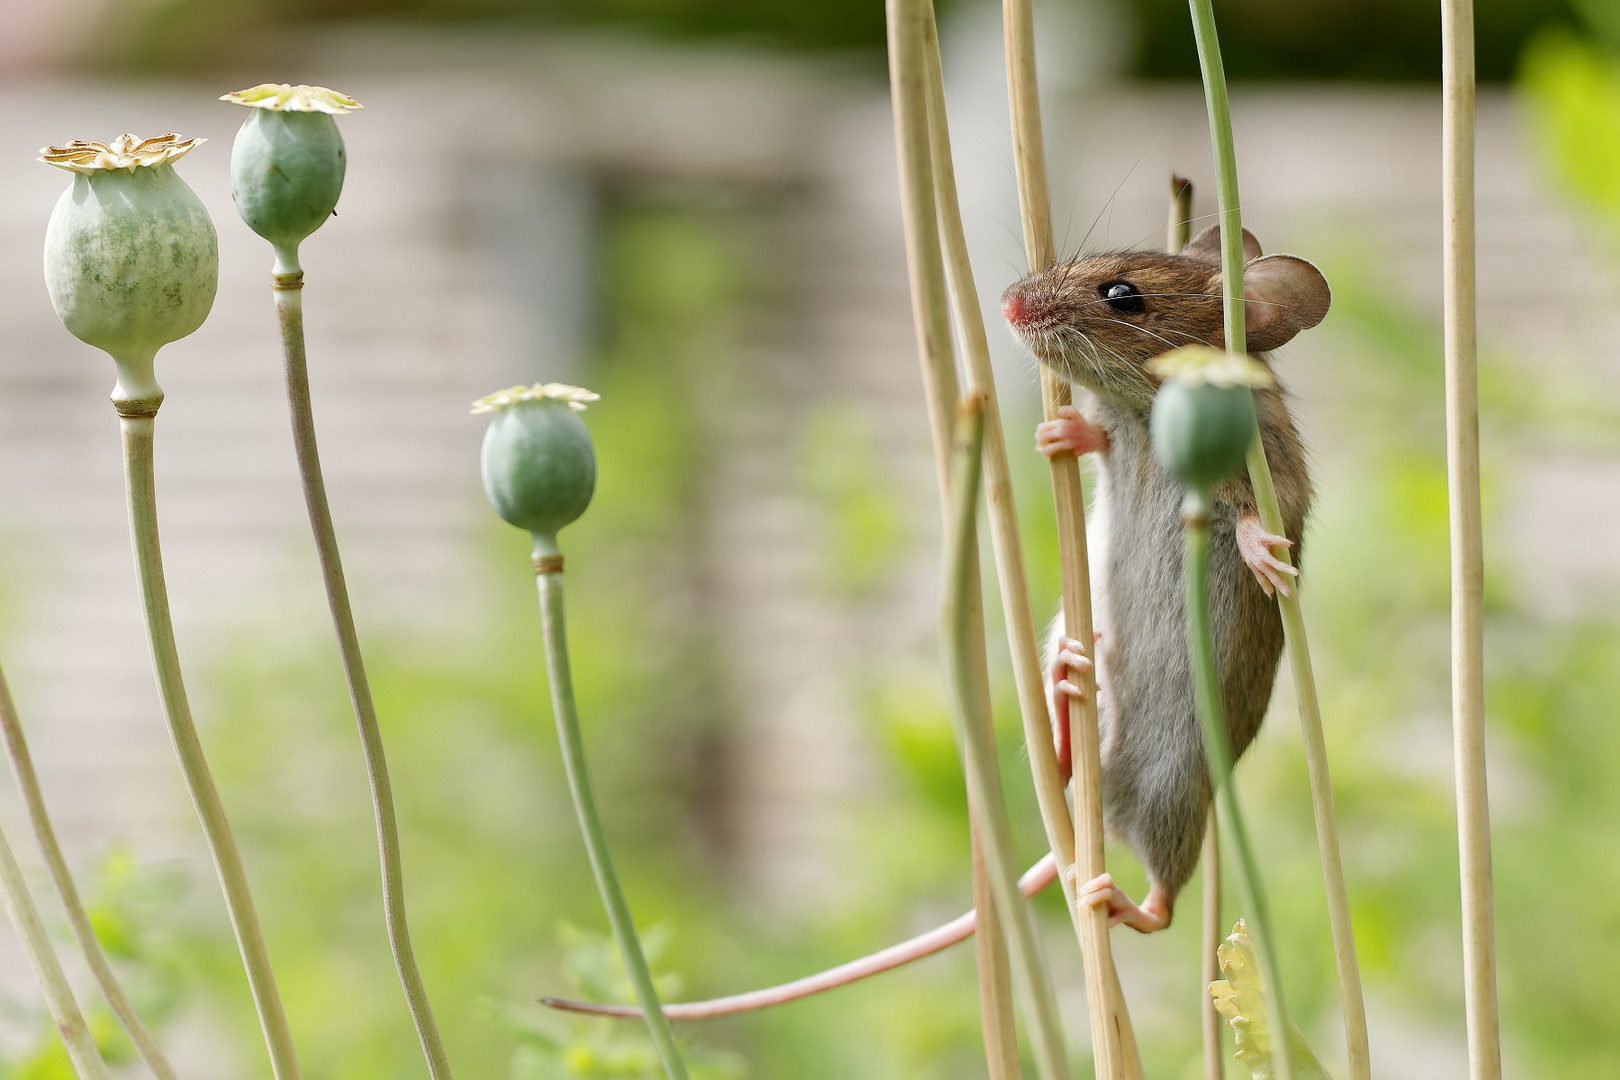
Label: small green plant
xmin=477 ymin=383 xmax=690 ymax=1080
xmin=41 ymin=128 xmax=300 ymax=1080
xmin=1149 ymin=345 xmax=1301 ymax=1080
xmin=221 ymin=81 xmax=456 ymax=1079
xmin=1185 ymin=1 xmax=1371 ymax=1073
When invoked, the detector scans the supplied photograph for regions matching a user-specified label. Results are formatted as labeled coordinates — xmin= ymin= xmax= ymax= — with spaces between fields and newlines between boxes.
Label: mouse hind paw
xmin=1071 ymin=872 xmax=1171 ymax=934
xmin=1046 ymin=635 xmax=1094 ymax=785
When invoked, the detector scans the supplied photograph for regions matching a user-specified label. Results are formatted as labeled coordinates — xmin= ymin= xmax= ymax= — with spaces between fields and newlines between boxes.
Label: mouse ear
xmin=1236 ymin=254 xmax=1332 ymax=352
xmin=1183 ymin=224 xmax=1263 ymax=267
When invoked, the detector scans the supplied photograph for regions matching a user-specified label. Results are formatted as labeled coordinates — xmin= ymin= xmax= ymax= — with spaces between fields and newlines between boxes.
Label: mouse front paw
xmin=1237 ymin=513 xmax=1299 ymax=599
xmin=1035 ymin=406 xmax=1109 ymax=460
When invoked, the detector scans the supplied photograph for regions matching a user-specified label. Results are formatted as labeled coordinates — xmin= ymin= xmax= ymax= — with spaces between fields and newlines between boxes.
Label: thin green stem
xmin=0 ymin=806 xmax=109 ymax=1077
xmin=942 ymin=397 xmax=1068 ymax=1080
xmin=1169 ymin=178 xmax=1226 ymax=1080
xmin=1184 ymin=0 xmax=1246 ymax=356
xmin=119 ymin=413 xmax=302 ymax=1080
xmin=533 ymin=566 xmax=689 ymax=1080
xmin=0 ymin=664 xmax=178 ymax=1079
xmin=1186 ymin=3 xmax=1370 ymax=1076
xmin=1182 ymin=493 xmax=1291 ymax=1080
xmin=273 ymin=268 xmax=455 ymax=1079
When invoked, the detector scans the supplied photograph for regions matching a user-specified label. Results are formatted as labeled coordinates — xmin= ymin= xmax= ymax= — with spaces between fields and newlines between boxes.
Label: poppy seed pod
xmin=1148 ymin=346 xmax=1274 ymax=492
xmin=41 ymin=133 xmax=218 ymax=407
xmin=221 ymin=83 xmax=362 ymax=271
xmin=475 ymin=384 xmax=600 ymax=557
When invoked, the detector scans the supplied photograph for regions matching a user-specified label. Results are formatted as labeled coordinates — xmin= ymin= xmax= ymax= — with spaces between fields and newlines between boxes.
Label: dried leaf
xmin=1209 ymin=919 xmax=1335 ymax=1080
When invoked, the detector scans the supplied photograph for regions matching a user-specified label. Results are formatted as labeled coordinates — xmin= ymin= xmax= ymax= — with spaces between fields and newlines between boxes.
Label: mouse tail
xmin=540 ymin=853 xmax=1061 ymax=1021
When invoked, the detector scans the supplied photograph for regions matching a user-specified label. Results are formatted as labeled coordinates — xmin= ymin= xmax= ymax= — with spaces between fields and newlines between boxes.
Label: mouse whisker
xmin=1073 ymin=148 xmax=1154 ymax=256
xmin=1102 ymin=318 xmax=1195 ymax=356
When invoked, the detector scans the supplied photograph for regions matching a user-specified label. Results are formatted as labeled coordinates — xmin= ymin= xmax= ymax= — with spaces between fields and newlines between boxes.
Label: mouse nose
xmin=1001 ymin=291 xmax=1026 ymax=325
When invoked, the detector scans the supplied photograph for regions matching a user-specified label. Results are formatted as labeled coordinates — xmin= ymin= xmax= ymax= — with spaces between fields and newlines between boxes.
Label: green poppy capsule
xmin=474 ymin=384 xmax=601 ymax=557
xmin=1148 ymin=346 xmax=1275 ymax=492
xmin=40 ymin=133 xmax=218 ymax=408
xmin=221 ymin=83 xmax=362 ymax=272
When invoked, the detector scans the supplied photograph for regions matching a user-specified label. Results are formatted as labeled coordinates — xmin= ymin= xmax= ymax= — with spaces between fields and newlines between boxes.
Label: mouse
xmin=537 ymin=223 xmax=1333 ymax=1026
xmin=1001 ymin=222 xmax=1329 ymax=933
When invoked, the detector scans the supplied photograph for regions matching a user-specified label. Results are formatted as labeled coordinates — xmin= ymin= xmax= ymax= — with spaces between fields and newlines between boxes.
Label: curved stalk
xmin=930 ymin=0 xmax=1081 ymax=909
xmin=119 ymin=411 xmax=302 ymax=1080
xmin=1000 ymin=3 xmax=1144 ymax=1074
xmin=0 ymin=810 xmax=109 ymax=1077
xmin=1186 ymin=3 xmax=1370 ymax=1076
xmin=996 ymin=0 xmax=1091 ymax=915
xmin=1182 ymin=491 xmax=1291 ymax=1080
xmin=271 ymin=265 xmax=454 ymax=1079
xmin=884 ymin=0 xmax=1022 ymax=1070
xmin=0 ymin=665 xmax=178 ymax=1079
xmin=533 ymin=562 xmax=688 ymax=1080
xmin=969 ymin=818 xmax=1022 ymax=1078
xmin=1440 ymin=2 xmax=1501 ymax=1076
xmin=943 ymin=397 xmax=1067 ymax=1080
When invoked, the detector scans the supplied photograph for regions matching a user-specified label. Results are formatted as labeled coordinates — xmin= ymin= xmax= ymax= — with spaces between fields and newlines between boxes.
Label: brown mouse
xmin=538 ymin=224 xmax=1334 ymax=1025
xmin=1001 ymin=223 xmax=1329 ymax=933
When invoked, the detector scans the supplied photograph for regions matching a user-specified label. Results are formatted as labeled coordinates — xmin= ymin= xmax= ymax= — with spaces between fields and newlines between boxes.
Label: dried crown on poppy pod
xmin=40 ymin=131 xmax=218 ymax=409
xmin=222 ymin=83 xmax=363 ymax=271
xmin=1148 ymin=346 xmax=1274 ymax=494
xmin=474 ymin=384 xmax=601 ymax=558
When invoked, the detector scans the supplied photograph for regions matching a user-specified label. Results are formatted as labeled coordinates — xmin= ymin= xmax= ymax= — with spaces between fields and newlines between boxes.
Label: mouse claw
xmin=1052 ymin=639 xmax=1093 ymax=697
xmin=1237 ymin=513 xmax=1299 ymax=599
xmin=1035 ymin=407 xmax=1109 ymax=460
xmin=1047 ymin=635 xmax=1093 ymax=783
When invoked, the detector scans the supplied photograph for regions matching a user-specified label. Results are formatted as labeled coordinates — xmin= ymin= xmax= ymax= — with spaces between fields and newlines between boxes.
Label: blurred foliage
xmin=495 ymin=924 xmax=744 ymax=1079
xmin=0 ymin=848 xmax=187 ymax=1078
xmin=1520 ymin=5 xmax=1620 ymax=237
xmin=799 ymin=406 xmax=909 ymax=599
xmin=111 ymin=0 xmax=1575 ymax=82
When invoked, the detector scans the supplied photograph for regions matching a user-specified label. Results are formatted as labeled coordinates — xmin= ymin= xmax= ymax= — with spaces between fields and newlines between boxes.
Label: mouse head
xmin=1000 ymin=224 xmax=1331 ymax=410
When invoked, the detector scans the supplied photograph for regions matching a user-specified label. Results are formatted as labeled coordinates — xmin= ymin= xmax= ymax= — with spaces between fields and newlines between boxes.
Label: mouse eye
xmin=1101 ymin=281 xmax=1145 ymax=314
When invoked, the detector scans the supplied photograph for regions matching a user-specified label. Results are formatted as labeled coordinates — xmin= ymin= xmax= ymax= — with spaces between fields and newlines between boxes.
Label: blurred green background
xmin=3 ymin=0 xmax=1620 ymax=1078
